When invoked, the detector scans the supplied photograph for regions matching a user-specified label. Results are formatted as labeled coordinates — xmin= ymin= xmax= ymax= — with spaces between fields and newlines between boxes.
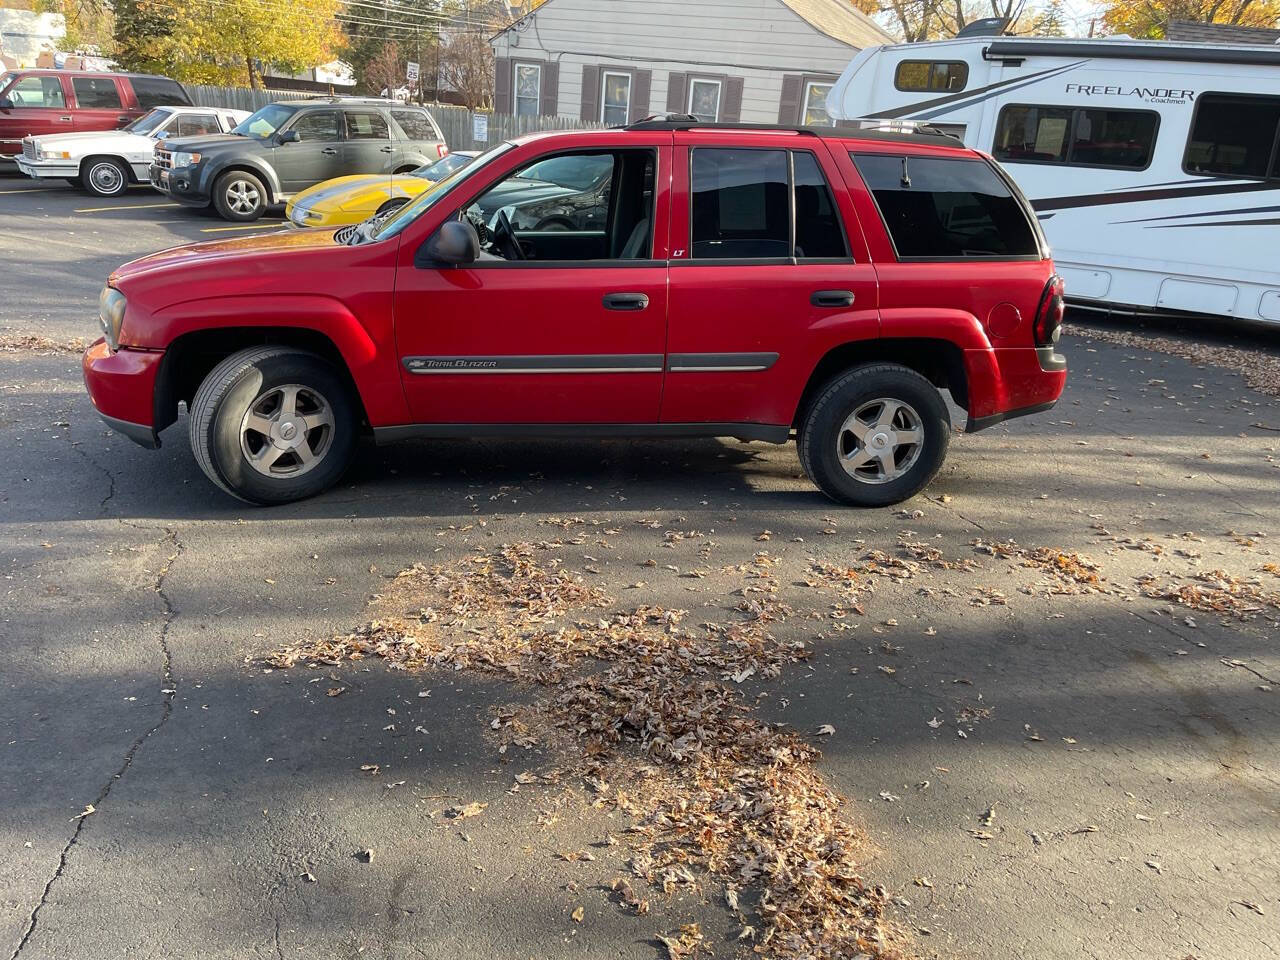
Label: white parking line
xmin=0 ymin=186 xmax=60 ymax=194
xmin=74 ymin=201 xmax=182 ymax=214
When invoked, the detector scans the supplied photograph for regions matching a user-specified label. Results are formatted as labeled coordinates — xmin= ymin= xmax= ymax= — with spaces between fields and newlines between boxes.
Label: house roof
xmin=1165 ymin=18 xmax=1280 ymax=45
xmin=493 ymin=0 xmax=895 ymax=47
xmin=777 ymin=0 xmax=895 ymax=48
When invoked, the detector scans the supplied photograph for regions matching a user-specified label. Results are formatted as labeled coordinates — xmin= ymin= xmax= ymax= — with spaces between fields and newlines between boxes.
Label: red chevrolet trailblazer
xmin=84 ymin=116 xmax=1067 ymax=506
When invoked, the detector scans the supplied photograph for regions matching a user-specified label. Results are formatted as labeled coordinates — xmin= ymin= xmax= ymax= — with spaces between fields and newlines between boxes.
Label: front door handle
xmin=58 ymin=115 xmax=72 ymax=122
xmin=380 ymin=145 xmax=393 ymax=153
xmin=602 ymin=292 xmax=649 ymax=311
xmin=811 ymin=289 xmax=855 ymax=308
xmin=117 ymin=115 xmax=130 ymax=122
xmin=321 ymin=147 xmax=338 ymax=156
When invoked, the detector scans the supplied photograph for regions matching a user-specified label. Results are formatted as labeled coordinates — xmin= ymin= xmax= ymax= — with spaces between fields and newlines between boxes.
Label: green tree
xmin=114 ymin=0 xmax=342 ymax=87
xmin=1030 ymin=0 xmax=1068 ymax=35
xmin=1101 ymin=0 xmax=1280 ymax=37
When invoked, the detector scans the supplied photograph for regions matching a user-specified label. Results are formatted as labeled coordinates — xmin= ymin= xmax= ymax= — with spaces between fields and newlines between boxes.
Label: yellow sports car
xmin=286 ymin=151 xmax=478 ymax=228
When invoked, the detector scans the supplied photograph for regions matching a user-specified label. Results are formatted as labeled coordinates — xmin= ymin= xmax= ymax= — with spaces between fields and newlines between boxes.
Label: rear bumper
xmin=963 ymin=345 xmax=1066 ymax=433
xmin=82 ymin=338 xmax=164 ymax=447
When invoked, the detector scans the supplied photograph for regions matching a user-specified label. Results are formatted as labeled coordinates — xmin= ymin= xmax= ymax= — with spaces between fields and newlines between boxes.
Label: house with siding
xmin=489 ymin=0 xmax=893 ymax=126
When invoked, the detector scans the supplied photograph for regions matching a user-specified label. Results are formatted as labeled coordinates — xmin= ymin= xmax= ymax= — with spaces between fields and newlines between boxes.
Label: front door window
xmin=6 ymin=76 xmax=65 ymax=107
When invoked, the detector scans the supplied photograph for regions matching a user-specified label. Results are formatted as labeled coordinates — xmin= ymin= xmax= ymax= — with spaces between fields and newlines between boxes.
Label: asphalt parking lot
xmin=2 ymin=170 xmax=1279 ymax=960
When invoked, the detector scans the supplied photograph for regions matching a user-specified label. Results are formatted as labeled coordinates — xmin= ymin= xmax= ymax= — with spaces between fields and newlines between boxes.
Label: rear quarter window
xmin=130 ymin=76 xmax=191 ymax=109
xmin=391 ymin=109 xmax=440 ymax=141
xmin=851 ymin=153 xmax=1040 ymax=260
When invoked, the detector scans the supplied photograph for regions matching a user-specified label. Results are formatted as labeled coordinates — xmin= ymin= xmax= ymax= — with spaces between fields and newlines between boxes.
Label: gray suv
xmin=151 ymin=98 xmax=447 ymax=221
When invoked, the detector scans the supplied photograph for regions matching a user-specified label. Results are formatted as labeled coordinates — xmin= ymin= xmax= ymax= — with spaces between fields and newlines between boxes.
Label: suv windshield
xmin=232 ymin=104 xmax=295 ymax=139
xmin=125 ymin=108 xmax=172 ymax=136
xmin=371 ymin=143 xmax=514 ymax=242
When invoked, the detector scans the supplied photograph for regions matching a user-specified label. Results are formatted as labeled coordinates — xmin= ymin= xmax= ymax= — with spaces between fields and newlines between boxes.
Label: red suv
xmin=82 ymin=118 xmax=1067 ymax=506
xmin=1 ymin=70 xmax=190 ymax=160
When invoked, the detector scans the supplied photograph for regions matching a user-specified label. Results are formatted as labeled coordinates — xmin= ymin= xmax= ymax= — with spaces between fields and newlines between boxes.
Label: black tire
xmin=393 ymin=165 xmax=417 ymax=175
xmin=374 ymin=196 xmax=409 ymax=217
xmin=82 ymin=156 xmax=130 ymax=197
xmin=212 ymin=170 xmax=268 ymax=221
xmin=798 ymin=363 xmax=951 ymax=508
xmin=189 ymin=347 xmax=357 ymax=505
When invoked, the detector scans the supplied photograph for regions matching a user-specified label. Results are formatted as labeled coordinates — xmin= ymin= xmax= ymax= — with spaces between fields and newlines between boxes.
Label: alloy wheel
xmin=239 ymin=383 xmax=335 ymax=478
xmin=836 ymin=397 xmax=925 ymax=484
xmin=226 ymin=179 xmax=262 ymax=215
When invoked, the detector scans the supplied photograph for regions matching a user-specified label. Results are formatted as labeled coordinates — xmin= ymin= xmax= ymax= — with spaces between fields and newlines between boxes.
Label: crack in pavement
xmin=6 ymin=525 xmax=184 ymax=960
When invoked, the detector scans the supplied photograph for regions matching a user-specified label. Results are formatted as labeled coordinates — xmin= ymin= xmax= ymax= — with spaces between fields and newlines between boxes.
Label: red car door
xmin=69 ymin=75 xmax=133 ymax=133
xmin=390 ymin=135 xmax=672 ymax=426
xmin=0 ymin=72 xmax=73 ymax=157
xmin=660 ymin=132 xmax=880 ymax=429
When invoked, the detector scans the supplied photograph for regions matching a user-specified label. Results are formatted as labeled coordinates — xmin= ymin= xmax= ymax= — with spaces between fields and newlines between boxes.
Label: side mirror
xmin=278 ymin=129 xmax=301 ymax=144
xmin=417 ymin=219 xmax=479 ymax=267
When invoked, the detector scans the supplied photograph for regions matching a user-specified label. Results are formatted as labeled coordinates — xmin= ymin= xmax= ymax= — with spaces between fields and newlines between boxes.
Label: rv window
xmin=1184 ymin=93 xmax=1280 ymax=179
xmin=994 ymin=105 xmax=1156 ymax=169
xmin=851 ymin=153 xmax=1039 ymax=260
xmin=894 ymin=61 xmax=969 ymax=93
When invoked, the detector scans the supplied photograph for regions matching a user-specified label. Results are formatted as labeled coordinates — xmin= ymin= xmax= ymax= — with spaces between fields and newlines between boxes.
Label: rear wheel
xmin=189 ymin=347 xmax=357 ymax=505
xmin=213 ymin=170 xmax=268 ymax=221
xmin=374 ymin=197 xmax=409 ymax=218
xmin=798 ymin=363 xmax=951 ymax=507
xmin=82 ymin=157 xmax=130 ymax=197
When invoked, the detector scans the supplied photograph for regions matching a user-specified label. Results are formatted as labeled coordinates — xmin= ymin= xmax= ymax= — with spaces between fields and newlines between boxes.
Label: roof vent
xmin=956 ymin=16 xmax=1008 ymax=37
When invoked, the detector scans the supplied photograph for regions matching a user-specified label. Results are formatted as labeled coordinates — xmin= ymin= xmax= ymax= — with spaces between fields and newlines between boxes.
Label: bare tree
xmin=437 ymin=28 xmax=494 ymax=110
xmin=365 ymin=41 xmax=406 ymax=99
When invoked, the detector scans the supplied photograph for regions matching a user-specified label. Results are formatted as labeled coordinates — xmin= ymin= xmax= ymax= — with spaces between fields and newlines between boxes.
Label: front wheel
xmin=189 ymin=347 xmax=358 ymax=504
xmin=82 ymin=157 xmax=130 ymax=197
xmin=798 ymin=363 xmax=951 ymax=507
xmin=213 ymin=170 xmax=268 ymax=221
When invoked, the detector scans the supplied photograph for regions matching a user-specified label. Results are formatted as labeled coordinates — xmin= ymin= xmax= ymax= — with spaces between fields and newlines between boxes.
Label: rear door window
xmin=72 ymin=76 xmax=122 ymax=109
xmin=691 ymin=148 xmax=790 ymax=259
xmin=851 ymin=153 xmax=1039 ymax=259
xmin=173 ymin=113 xmax=219 ymax=137
xmin=346 ymin=111 xmax=390 ymax=140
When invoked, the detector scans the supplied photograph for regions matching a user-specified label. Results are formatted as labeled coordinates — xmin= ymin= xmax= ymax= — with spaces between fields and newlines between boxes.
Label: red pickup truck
xmin=83 ymin=118 xmax=1067 ymax=507
xmin=1 ymin=70 xmax=189 ymax=160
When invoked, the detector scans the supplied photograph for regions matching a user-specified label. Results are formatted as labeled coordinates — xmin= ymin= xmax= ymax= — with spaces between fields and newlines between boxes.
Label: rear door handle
xmin=811 ymin=289 xmax=855 ymax=308
xmin=321 ymin=147 xmax=338 ymax=156
xmin=602 ymin=292 xmax=649 ymax=311
xmin=117 ymin=115 xmax=130 ymax=122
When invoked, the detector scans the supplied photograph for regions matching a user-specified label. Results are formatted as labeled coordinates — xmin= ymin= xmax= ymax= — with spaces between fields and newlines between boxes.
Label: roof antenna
xmin=900 ymin=156 xmax=911 ymax=188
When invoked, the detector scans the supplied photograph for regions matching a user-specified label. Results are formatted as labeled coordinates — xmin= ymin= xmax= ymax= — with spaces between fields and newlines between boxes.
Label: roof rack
xmin=624 ymin=114 xmax=963 ymax=146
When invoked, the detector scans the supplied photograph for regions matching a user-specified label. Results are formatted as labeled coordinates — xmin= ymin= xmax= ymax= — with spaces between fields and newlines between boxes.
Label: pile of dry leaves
xmin=1138 ymin=569 xmax=1280 ymax=621
xmin=0 ymin=333 xmax=86 ymax=354
xmin=269 ymin=544 xmax=905 ymax=959
xmin=1065 ymin=321 xmax=1280 ymax=399
xmin=972 ymin=538 xmax=1107 ymax=594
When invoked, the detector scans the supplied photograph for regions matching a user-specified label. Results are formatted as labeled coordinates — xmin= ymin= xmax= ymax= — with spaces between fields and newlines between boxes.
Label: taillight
xmin=437 ymin=143 xmax=449 ymax=158
xmin=1034 ymin=275 xmax=1065 ymax=347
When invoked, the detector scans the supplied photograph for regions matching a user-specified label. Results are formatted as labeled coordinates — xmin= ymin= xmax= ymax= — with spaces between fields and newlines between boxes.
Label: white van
xmin=828 ymin=36 xmax=1280 ymax=325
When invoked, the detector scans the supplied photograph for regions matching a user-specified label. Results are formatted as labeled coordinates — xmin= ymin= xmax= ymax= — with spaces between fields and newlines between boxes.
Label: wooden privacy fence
xmin=181 ymin=86 xmax=606 ymax=150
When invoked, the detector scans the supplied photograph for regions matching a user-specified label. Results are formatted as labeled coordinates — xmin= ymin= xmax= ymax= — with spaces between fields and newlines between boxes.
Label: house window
xmin=601 ymin=71 xmax=631 ymax=125
xmin=802 ymin=82 xmax=834 ymax=126
xmin=894 ymin=61 xmax=969 ymax=92
xmin=688 ymin=78 xmax=721 ymax=123
xmin=515 ymin=63 xmax=541 ymax=117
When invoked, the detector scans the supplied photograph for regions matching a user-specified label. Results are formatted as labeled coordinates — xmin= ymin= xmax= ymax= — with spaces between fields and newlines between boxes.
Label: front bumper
xmin=16 ymin=157 xmax=78 ymax=178
xmin=82 ymin=338 xmax=164 ymax=448
xmin=150 ymin=163 xmax=209 ymax=206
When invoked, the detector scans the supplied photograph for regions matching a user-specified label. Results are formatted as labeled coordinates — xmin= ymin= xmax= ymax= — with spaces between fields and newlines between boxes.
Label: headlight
xmin=98 ymin=286 xmax=127 ymax=351
xmin=172 ymin=151 xmax=201 ymax=168
xmin=38 ymin=149 xmax=71 ymax=160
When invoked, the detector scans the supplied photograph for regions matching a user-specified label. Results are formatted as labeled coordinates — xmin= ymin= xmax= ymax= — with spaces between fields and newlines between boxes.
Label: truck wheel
xmin=798 ymin=363 xmax=950 ymax=508
xmin=213 ymin=170 xmax=268 ymax=221
xmin=189 ymin=347 xmax=357 ymax=505
xmin=83 ymin=157 xmax=130 ymax=197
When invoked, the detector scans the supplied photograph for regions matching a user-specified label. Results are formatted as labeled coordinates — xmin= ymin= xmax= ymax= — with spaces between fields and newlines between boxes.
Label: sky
xmin=1048 ymin=0 xmax=1108 ymax=36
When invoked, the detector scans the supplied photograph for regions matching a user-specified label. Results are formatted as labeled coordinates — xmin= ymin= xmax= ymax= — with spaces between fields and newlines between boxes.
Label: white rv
xmin=828 ymin=36 xmax=1280 ymax=325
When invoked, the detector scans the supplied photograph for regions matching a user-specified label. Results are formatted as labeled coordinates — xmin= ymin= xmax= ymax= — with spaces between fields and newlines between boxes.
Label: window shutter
xmin=666 ymin=72 xmax=687 ymax=113
xmin=778 ymin=73 xmax=803 ymax=125
xmin=721 ymin=76 xmax=745 ymax=122
xmin=540 ymin=61 xmax=559 ymax=116
xmin=494 ymin=57 xmax=512 ymax=114
xmin=581 ymin=64 xmax=600 ymax=122
xmin=630 ymin=69 xmax=652 ymax=123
